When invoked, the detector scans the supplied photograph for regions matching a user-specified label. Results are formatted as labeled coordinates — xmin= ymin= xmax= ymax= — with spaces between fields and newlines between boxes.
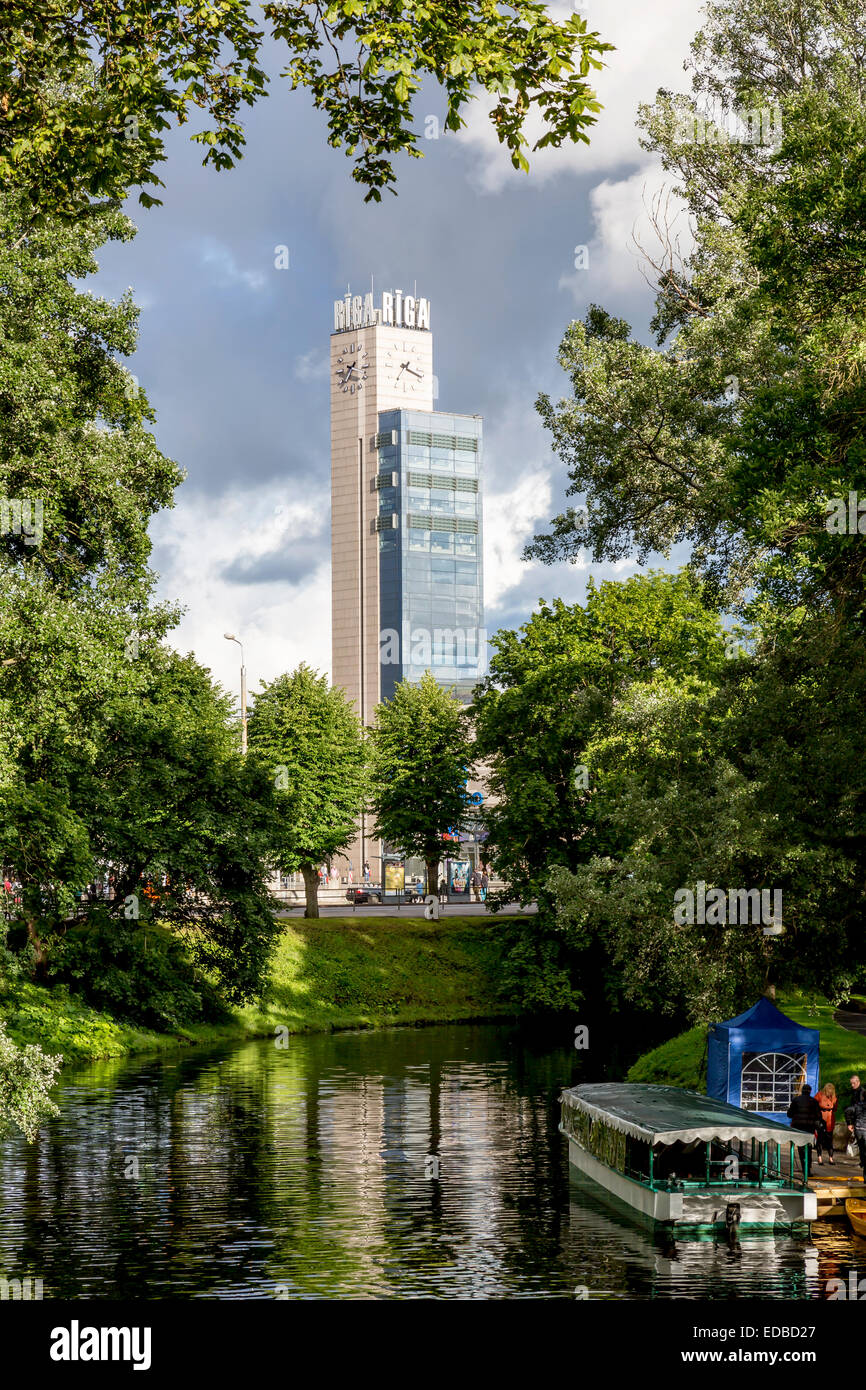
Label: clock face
xmin=384 ymin=340 xmax=426 ymax=394
xmin=335 ymin=342 xmax=369 ymax=394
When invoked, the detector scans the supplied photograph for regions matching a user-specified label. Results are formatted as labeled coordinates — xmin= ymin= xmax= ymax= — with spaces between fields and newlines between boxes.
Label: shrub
xmin=45 ymin=912 xmax=225 ymax=1031
xmin=0 ymin=1021 xmax=61 ymax=1140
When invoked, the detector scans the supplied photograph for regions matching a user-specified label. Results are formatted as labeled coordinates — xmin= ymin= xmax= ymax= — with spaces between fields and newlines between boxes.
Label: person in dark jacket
xmin=787 ymin=1085 xmax=821 ymax=1174
xmin=845 ymin=1074 xmax=866 ymax=1176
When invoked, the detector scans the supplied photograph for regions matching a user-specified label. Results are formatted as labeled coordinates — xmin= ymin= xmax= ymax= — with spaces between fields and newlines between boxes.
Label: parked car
xmin=345 ymin=887 xmax=382 ymax=905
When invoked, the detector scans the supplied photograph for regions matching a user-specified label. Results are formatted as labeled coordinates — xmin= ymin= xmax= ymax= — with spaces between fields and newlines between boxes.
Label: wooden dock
xmin=809 ymin=1155 xmax=865 ymax=1219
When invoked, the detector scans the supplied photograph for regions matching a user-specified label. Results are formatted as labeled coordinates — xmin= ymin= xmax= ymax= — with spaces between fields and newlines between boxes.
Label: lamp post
xmin=223 ymin=633 xmax=247 ymax=755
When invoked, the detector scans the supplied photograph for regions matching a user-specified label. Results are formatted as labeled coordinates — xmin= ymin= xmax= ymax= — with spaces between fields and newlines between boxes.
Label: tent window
xmin=740 ymin=1051 xmax=807 ymax=1112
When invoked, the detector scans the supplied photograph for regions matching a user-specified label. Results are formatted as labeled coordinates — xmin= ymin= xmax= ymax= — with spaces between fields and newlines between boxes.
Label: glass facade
xmin=377 ymin=409 xmax=485 ymax=703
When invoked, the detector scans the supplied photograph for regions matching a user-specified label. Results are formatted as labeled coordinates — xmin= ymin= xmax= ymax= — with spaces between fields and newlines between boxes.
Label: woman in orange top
xmin=815 ymin=1082 xmax=837 ymax=1165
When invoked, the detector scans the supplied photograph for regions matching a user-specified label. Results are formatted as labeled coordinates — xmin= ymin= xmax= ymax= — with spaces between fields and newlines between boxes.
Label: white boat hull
xmin=564 ymin=1133 xmax=816 ymax=1233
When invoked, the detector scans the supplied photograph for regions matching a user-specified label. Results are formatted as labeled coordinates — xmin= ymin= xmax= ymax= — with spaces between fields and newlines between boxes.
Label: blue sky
xmin=89 ymin=0 xmax=704 ymax=698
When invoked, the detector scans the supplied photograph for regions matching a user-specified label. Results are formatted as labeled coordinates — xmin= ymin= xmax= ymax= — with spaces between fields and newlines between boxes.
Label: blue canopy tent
xmin=706 ymin=997 xmax=820 ymax=1125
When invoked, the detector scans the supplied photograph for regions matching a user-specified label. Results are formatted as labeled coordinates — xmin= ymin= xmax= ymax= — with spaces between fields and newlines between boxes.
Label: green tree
xmin=247 ymin=666 xmax=366 ymax=918
xmin=0 ymin=782 xmax=93 ymax=979
xmin=0 ymin=2 xmax=612 ymax=214
xmin=473 ymin=571 xmax=728 ymax=905
xmin=0 ymin=180 xmax=281 ymax=1014
xmin=521 ymin=0 xmax=866 ymax=1018
xmin=0 ymin=184 xmax=182 ymax=787
xmin=77 ymin=651 xmax=282 ymax=1004
xmin=471 ymin=572 xmax=728 ymax=1012
xmin=1 ymin=650 xmax=284 ymax=1013
xmin=369 ymin=673 xmax=473 ymax=895
xmin=529 ymin=0 xmax=866 ymax=622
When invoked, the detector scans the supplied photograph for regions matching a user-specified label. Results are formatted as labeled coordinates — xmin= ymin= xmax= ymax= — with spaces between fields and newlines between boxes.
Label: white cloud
xmin=198 ymin=238 xmax=267 ymax=292
xmin=150 ymin=484 xmax=331 ymax=700
xmin=294 ymin=348 xmax=331 ymax=381
xmin=558 ymin=164 xmax=694 ymax=306
xmin=484 ymin=469 xmax=559 ymax=611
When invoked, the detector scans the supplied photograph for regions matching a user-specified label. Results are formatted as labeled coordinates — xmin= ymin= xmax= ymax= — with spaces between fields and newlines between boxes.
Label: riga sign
xmin=334 ymin=289 xmax=430 ymax=333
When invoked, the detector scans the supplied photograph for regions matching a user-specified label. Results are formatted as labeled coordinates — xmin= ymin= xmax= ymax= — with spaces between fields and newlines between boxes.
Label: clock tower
xmin=330 ymin=292 xmax=435 ymax=720
xmin=330 ymin=285 xmax=484 ymax=882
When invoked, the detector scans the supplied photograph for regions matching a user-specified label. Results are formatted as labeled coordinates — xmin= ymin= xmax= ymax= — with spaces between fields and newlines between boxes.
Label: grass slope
xmin=627 ymin=993 xmax=866 ymax=1098
xmin=0 ymin=917 xmax=511 ymax=1063
xmin=237 ymin=915 xmax=508 ymax=1036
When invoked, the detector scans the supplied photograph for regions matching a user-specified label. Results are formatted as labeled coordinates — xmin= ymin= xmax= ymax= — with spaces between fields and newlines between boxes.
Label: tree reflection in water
xmin=0 ymin=1024 xmax=855 ymax=1299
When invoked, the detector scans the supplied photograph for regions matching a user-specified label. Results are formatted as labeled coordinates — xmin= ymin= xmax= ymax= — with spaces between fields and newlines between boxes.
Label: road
xmin=275 ymin=901 xmax=538 ymax=919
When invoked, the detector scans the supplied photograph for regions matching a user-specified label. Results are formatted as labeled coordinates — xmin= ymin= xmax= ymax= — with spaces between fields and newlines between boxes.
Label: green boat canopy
xmin=562 ymin=1083 xmax=803 ymax=1149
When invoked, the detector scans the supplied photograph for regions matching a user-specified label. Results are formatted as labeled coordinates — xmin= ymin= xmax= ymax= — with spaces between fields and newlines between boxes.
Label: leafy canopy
xmin=472 ymin=571 xmax=728 ymax=905
xmin=369 ymin=672 xmax=473 ymax=878
xmin=0 ymin=1 xmax=612 ymax=211
xmin=247 ymin=664 xmax=366 ymax=874
xmin=520 ymin=0 xmax=866 ymax=1019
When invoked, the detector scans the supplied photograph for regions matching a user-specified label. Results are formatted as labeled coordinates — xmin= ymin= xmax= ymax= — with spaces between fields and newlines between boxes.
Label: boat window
xmin=740 ymin=1051 xmax=807 ymax=1112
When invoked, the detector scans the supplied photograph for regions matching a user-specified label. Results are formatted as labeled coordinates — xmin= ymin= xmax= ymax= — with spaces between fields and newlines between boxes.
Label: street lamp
xmin=223 ymin=633 xmax=248 ymax=755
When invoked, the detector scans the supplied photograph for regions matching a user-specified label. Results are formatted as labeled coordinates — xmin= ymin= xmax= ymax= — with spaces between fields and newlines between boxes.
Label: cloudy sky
xmin=90 ymin=0 xmax=706 ymax=699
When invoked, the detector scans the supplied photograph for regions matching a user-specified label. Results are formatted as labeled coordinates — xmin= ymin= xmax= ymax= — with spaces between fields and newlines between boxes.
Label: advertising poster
xmin=449 ymin=860 xmax=470 ymax=895
xmin=384 ymin=861 xmax=405 ymax=893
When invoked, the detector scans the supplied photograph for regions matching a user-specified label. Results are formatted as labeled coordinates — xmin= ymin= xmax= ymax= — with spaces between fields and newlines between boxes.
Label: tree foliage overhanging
xmin=0 ymin=171 xmax=285 ymax=1035
xmin=0 ymin=0 xmax=612 ymax=212
xmin=474 ymin=0 xmax=866 ymax=1021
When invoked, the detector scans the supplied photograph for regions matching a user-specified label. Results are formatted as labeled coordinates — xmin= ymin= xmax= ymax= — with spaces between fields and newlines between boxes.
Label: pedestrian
xmin=846 ymin=1074 xmax=866 ymax=1178
xmin=814 ymin=1082 xmax=837 ymax=1166
xmin=480 ymin=869 xmax=489 ymax=903
xmin=363 ymin=860 xmax=370 ymax=884
xmin=787 ymin=1084 xmax=821 ymax=1175
xmin=470 ymin=867 xmax=482 ymax=902
xmin=438 ymin=876 xmax=447 ymax=906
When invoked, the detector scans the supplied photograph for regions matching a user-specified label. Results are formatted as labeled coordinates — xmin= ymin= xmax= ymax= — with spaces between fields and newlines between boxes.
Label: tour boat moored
xmin=561 ymin=1083 xmax=817 ymax=1236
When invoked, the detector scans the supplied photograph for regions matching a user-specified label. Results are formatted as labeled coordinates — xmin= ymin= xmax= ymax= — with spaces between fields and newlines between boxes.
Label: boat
xmin=845 ymin=1198 xmax=866 ymax=1236
xmin=560 ymin=1083 xmax=817 ymax=1236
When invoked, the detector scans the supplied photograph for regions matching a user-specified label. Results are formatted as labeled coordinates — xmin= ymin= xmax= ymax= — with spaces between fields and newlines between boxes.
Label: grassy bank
xmin=627 ymin=993 xmax=866 ymax=1097
xmin=0 ymin=916 xmax=512 ymax=1063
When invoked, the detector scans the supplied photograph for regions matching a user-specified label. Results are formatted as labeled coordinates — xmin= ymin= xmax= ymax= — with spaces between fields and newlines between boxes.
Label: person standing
xmin=363 ymin=861 xmax=370 ymax=884
xmin=787 ymin=1084 xmax=821 ymax=1175
xmin=846 ymin=1074 xmax=866 ymax=1177
xmin=470 ymin=867 xmax=481 ymax=902
xmin=814 ymin=1083 xmax=837 ymax=1165
xmin=438 ymin=876 xmax=448 ymax=906
xmin=480 ymin=869 xmax=489 ymax=903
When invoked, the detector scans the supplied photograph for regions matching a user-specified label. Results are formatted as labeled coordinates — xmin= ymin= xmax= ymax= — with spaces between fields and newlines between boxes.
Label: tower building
xmin=330 ymin=286 xmax=485 ymax=878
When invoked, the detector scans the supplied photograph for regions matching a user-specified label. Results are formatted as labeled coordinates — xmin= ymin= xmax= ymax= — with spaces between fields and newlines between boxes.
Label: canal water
xmin=0 ymin=1022 xmax=861 ymax=1299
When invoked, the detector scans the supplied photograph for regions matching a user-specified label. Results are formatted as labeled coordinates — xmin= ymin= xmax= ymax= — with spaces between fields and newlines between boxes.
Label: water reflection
xmin=0 ymin=1023 xmax=859 ymax=1299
